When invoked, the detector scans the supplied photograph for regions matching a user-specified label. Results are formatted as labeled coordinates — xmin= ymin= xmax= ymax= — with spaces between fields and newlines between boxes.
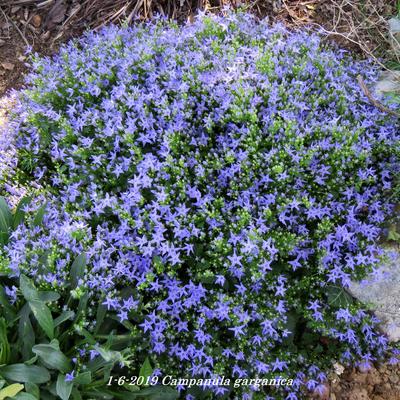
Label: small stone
xmin=0 ymin=39 xmax=5 ymax=46
xmin=32 ymin=15 xmax=42 ymax=28
xmin=366 ymin=368 xmax=381 ymax=386
xmin=389 ymin=373 xmax=399 ymax=384
xmin=333 ymin=363 xmax=345 ymax=376
xmin=330 ymin=394 xmax=336 ymax=400
xmin=346 ymin=387 xmax=370 ymax=400
xmin=1 ymin=62 xmax=14 ymax=71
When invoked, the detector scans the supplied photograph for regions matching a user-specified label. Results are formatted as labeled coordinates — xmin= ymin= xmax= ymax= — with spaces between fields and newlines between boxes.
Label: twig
xmin=357 ymin=74 xmax=400 ymax=118
xmin=0 ymin=6 xmax=30 ymax=48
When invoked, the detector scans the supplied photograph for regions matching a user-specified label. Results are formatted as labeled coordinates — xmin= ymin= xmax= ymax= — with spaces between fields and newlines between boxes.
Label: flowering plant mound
xmin=1 ymin=12 xmax=400 ymax=400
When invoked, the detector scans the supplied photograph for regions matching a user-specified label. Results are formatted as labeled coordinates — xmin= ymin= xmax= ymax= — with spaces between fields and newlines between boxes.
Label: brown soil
xmin=0 ymin=1 xmax=399 ymax=400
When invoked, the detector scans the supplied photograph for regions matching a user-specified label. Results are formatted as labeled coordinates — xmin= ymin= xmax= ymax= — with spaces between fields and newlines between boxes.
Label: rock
xmin=389 ymin=373 xmax=399 ymax=384
xmin=333 ymin=363 xmax=345 ymax=376
xmin=0 ymin=39 xmax=5 ymax=46
xmin=330 ymin=394 xmax=336 ymax=400
xmin=32 ymin=15 xmax=42 ymax=28
xmin=350 ymin=372 xmax=367 ymax=385
xmin=366 ymin=368 xmax=381 ymax=386
xmin=348 ymin=245 xmax=400 ymax=342
xmin=346 ymin=387 xmax=370 ymax=400
xmin=1 ymin=62 xmax=14 ymax=71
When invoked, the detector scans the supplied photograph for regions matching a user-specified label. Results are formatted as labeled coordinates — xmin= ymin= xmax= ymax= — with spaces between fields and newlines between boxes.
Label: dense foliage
xmin=1 ymin=12 xmax=400 ymax=400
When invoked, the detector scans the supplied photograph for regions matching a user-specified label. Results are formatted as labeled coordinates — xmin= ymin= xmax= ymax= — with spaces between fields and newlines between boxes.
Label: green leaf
xmin=20 ymin=275 xmax=39 ymax=302
xmin=54 ymin=311 xmax=74 ymax=327
xmin=139 ymin=358 xmax=153 ymax=381
xmin=388 ymin=224 xmax=400 ymax=241
xmin=94 ymin=303 xmax=107 ymax=334
xmin=326 ymin=285 xmax=353 ymax=308
xmin=28 ymin=300 xmax=54 ymax=339
xmin=14 ymin=393 xmax=38 ymax=400
xmin=0 ymin=197 xmax=12 ymax=234
xmin=0 ymin=383 xmax=24 ymax=400
xmin=32 ymin=204 xmax=47 ymax=227
xmin=73 ymin=372 xmax=91 ymax=386
xmin=71 ymin=388 xmax=82 ymax=400
xmin=0 ymin=232 xmax=9 ymax=247
xmin=18 ymin=304 xmax=35 ymax=361
xmin=70 ymin=253 xmax=86 ymax=289
xmin=56 ymin=375 xmax=73 ymax=400
xmin=32 ymin=340 xmax=71 ymax=372
xmin=37 ymin=291 xmax=60 ymax=303
xmin=24 ymin=382 xmax=39 ymax=399
xmin=13 ymin=196 xmax=32 ymax=229
xmin=0 ymin=286 xmax=16 ymax=322
xmin=0 ymin=364 xmax=50 ymax=384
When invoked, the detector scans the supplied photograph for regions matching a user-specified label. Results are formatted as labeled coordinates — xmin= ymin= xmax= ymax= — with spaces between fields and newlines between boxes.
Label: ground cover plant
xmin=1 ymin=11 xmax=400 ymax=400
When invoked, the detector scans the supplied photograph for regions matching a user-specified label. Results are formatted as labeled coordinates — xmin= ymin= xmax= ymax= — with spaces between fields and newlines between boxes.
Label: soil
xmin=0 ymin=1 xmax=399 ymax=399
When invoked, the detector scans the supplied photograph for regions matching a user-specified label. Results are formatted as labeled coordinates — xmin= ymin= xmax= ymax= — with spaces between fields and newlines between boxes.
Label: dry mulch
xmin=0 ymin=1 xmax=399 ymax=399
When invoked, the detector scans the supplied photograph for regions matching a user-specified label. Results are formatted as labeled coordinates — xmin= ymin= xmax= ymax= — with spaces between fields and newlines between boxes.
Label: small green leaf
xmin=56 ymin=375 xmax=73 ymax=400
xmin=14 ymin=393 xmax=38 ymax=400
xmin=54 ymin=311 xmax=74 ymax=327
xmin=0 ymin=286 xmax=16 ymax=322
xmin=28 ymin=300 xmax=54 ymax=339
xmin=326 ymin=285 xmax=353 ymax=308
xmin=73 ymin=372 xmax=91 ymax=386
xmin=24 ymin=382 xmax=39 ymax=399
xmin=18 ymin=304 xmax=35 ymax=361
xmin=0 ymin=232 xmax=9 ymax=247
xmin=139 ymin=358 xmax=153 ymax=381
xmin=20 ymin=275 xmax=39 ymax=302
xmin=13 ymin=196 xmax=32 ymax=229
xmin=0 ymin=364 xmax=50 ymax=384
xmin=0 ymin=383 xmax=24 ymax=400
xmin=0 ymin=197 xmax=12 ymax=234
xmin=70 ymin=253 xmax=86 ymax=289
xmin=32 ymin=340 xmax=71 ymax=372
xmin=32 ymin=204 xmax=47 ymax=227
xmin=37 ymin=291 xmax=60 ymax=303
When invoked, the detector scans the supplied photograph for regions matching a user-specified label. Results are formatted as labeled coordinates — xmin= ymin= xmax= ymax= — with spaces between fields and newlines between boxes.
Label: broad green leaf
xmin=24 ymin=382 xmax=39 ymax=399
xmin=0 ymin=232 xmax=9 ymax=247
xmin=0 ymin=286 xmax=16 ymax=322
xmin=14 ymin=393 xmax=37 ymax=400
xmin=28 ymin=300 xmax=54 ymax=339
xmin=0 ymin=383 xmax=24 ymax=400
xmin=20 ymin=275 xmax=39 ymax=302
xmin=94 ymin=303 xmax=106 ymax=334
xmin=326 ymin=285 xmax=353 ymax=308
xmin=32 ymin=204 xmax=47 ymax=227
xmin=54 ymin=311 xmax=74 ymax=327
xmin=56 ymin=375 xmax=73 ymax=400
xmin=0 ymin=197 xmax=12 ymax=234
xmin=70 ymin=253 xmax=86 ymax=289
xmin=38 ymin=291 xmax=60 ymax=303
xmin=71 ymin=387 xmax=82 ymax=400
xmin=0 ymin=381 xmax=4 ymax=390
xmin=0 ymin=364 xmax=50 ymax=384
xmin=13 ymin=196 xmax=32 ymax=229
xmin=139 ymin=358 xmax=152 ymax=381
xmin=0 ymin=318 xmax=10 ymax=365
xmin=18 ymin=304 xmax=35 ymax=361
xmin=73 ymin=372 xmax=91 ymax=386
xmin=32 ymin=340 xmax=71 ymax=372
